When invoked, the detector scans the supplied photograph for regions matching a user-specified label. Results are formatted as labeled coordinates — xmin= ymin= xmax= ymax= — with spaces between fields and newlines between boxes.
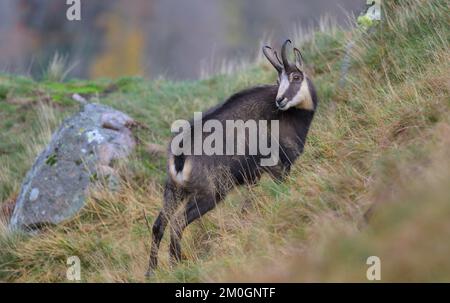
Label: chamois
xmin=146 ymin=40 xmax=318 ymax=276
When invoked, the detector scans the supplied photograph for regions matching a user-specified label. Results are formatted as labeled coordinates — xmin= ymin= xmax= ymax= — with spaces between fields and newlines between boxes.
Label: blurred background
xmin=0 ymin=0 xmax=363 ymax=80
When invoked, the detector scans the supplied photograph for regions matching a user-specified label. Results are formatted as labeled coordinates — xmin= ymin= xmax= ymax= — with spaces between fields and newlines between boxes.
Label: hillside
xmin=0 ymin=0 xmax=449 ymax=282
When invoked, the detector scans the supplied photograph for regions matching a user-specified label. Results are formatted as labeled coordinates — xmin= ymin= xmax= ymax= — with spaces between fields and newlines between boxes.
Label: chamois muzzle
xmin=276 ymin=97 xmax=288 ymax=109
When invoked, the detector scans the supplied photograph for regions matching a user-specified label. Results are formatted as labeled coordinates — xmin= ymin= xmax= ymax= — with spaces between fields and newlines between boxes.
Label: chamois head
xmin=263 ymin=39 xmax=313 ymax=111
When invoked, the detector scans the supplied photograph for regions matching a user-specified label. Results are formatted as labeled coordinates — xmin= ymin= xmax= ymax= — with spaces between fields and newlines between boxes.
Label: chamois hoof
xmin=145 ymin=268 xmax=155 ymax=278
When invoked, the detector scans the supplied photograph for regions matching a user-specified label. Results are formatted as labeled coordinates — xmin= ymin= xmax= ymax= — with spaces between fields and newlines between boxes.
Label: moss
xmin=0 ymin=85 xmax=8 ymax=100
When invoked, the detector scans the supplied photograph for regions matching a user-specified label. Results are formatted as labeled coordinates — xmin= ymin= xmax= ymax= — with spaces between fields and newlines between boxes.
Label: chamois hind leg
xmin=146 ymin=180 xmax=184 ymax=277
xmin=169 ymin=193 xmax=218 ymax=264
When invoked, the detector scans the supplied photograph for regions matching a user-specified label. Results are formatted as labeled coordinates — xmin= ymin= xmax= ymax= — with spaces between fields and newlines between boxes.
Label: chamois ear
xmin=293 ymin=47 xmax=304 ymax=71
xmin=262 ymin=46 xmax=282 ymax=74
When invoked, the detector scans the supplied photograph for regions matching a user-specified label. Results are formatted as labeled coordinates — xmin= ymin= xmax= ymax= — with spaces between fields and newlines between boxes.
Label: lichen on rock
xmin=9 ymin=103 xmax=136 ymax=231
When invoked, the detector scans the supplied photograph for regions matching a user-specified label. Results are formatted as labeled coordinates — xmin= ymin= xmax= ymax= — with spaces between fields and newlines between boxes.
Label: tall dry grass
xmin=0 ymin=0 xmax=449 ymax=282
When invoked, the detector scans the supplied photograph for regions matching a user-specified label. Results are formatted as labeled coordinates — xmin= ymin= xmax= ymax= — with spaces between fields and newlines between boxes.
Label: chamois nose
xmin=275 ymin=98 xmax=282 ymax=107
xmin=276 ymin=97 xmax=287 ymax=109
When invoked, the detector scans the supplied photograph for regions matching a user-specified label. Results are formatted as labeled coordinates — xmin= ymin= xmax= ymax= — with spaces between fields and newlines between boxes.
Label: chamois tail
xmin=169 ymin=153 xmax=192 ymax=185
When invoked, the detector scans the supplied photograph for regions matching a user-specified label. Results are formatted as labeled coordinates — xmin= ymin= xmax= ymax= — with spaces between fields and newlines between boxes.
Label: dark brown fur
xmin=146 ymin=40 xmax=318 ymax=276
xmin=146 ymin=79 xmax=318 ymax=275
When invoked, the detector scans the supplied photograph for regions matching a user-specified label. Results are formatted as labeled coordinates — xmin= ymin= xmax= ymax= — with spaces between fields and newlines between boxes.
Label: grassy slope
xmin=0 ymin=0 xmax=449 ymax=282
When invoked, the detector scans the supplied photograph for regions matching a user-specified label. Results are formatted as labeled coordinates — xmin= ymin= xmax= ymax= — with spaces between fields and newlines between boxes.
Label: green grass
xmin=0 ymin=0 xmax=449 ymax=282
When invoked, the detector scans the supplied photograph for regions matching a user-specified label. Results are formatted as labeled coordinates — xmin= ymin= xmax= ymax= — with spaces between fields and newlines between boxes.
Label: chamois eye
xmin=293 ymin=74 xmax=301 ymax=81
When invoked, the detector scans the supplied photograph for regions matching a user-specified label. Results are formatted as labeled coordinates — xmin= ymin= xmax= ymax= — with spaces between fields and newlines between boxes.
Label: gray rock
xmin=9 ymin=103 xmax=136 ymax=231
